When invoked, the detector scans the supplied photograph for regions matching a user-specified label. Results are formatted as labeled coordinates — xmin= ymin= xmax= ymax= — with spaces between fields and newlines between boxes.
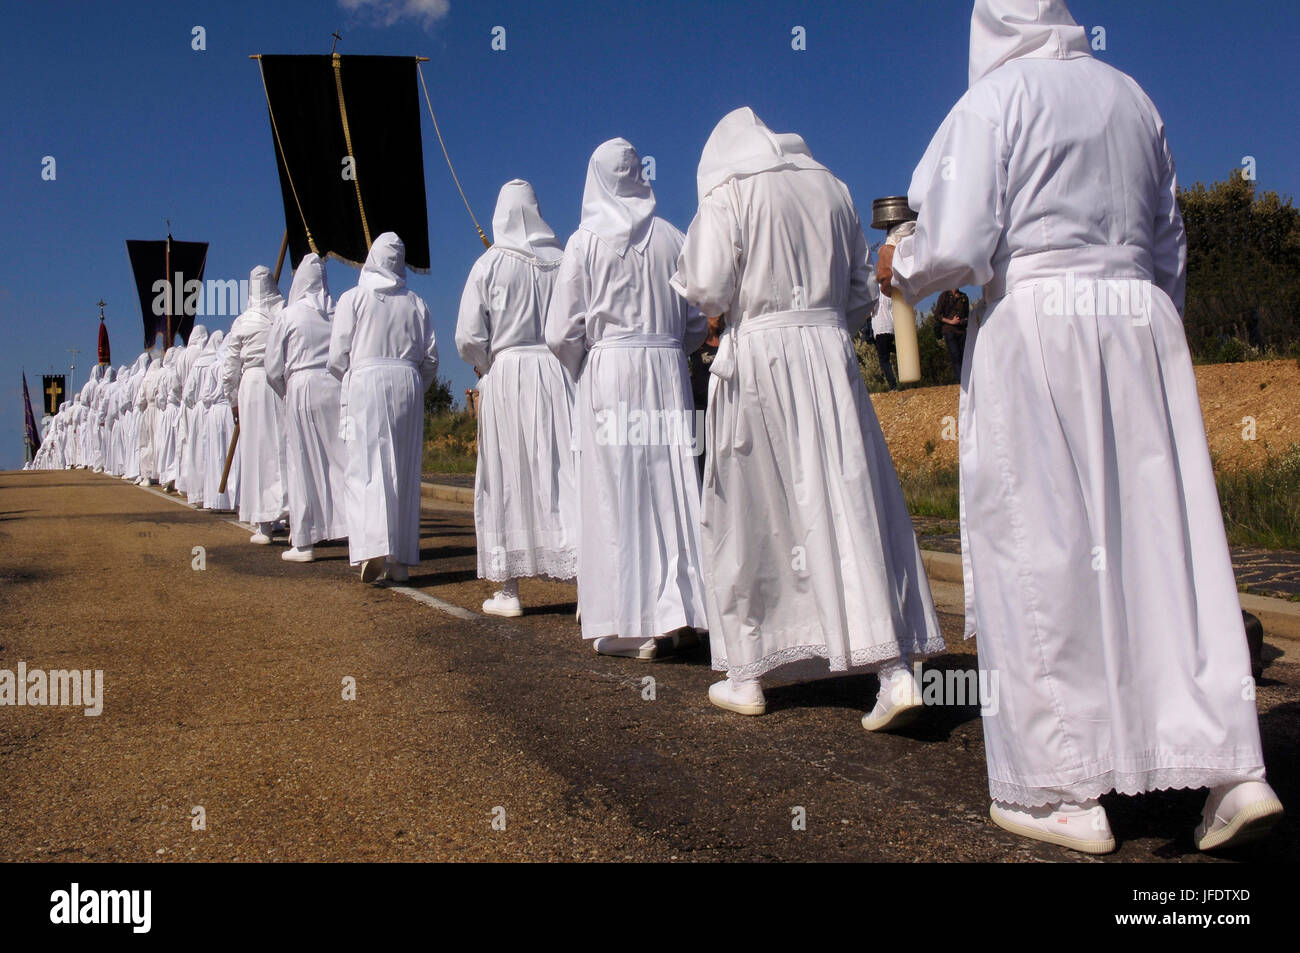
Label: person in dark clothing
xmin=687 ymin=318 xmax=721 ymax=479
xmin=935 ymin=288 xmax=970 ymax=380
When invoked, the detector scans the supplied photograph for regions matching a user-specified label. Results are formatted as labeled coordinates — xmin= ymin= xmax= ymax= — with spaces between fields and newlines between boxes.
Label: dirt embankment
xmin=870 ymin=359 xmax=1300 ymax=475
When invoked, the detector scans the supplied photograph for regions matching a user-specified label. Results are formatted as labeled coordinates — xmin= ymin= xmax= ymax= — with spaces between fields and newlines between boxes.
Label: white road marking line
xmin=131 ymin=479 xmax=483 ymax=621
xmin=387 ymin=584 xmax=480 ymax=621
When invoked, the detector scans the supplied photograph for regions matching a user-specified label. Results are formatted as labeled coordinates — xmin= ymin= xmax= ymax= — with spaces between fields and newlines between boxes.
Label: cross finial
xmin=331 ymin=31 xmax=342 ymax=53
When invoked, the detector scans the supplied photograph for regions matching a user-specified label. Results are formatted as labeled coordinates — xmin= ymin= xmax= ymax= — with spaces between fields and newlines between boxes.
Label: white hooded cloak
xmin=456 ymin=180 xmax=578 ymax=582
xmin=545 ymin=138 xmax=710 ymax=639
xmin=201 ymin=330 xmax=238 ymax=510
xmin=329 ymin=232 xmax=439 ymax=567
xmin=267 ymin=254 xmax=349 ymax=547
xmin=889 ymin=0 xmax=1267 ymax=806
xmin=671 ymin=107 xmax=944 ymax=681
xmin=222 ymin=266 xmax=287 ymax=524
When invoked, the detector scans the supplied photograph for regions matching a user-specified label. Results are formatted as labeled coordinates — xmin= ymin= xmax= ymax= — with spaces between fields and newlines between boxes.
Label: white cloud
xmin=338 ymin=0 xmax=451 ymax=31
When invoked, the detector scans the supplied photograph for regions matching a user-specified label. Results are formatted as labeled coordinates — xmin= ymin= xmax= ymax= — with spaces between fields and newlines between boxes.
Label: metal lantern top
xmin=871 ymin=195 xmax=917 ymax=231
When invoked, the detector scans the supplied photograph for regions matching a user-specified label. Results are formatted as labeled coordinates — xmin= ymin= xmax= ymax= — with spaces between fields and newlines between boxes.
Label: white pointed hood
xmin=696 ymin=107 xmax=829 ymax=203
xmin=188 ymin=324 xmax=209 ymax=352
xmin=288 ymin=253 xmax=334 ymax=316
xmin=969 ymin=0 xmax=1092 ymax=88
xmin=357 ymin=232 xmax=408 ymax=293
xmin=245 ymin=265 xmax=284 ymax=316
xmin=491 ymin=179 xmax=563 ymax=262
xmin=580 ymin=138 xmax=657 ymax=256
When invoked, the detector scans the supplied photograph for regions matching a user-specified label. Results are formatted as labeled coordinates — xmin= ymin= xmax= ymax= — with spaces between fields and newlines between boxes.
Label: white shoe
xmin=862 ymin=667 xmax=923 ymax=732
xmin=482 ymin=592 xmax=523 ymax=617
xmin=249 ymin=532 xmax=272 ymax=545
xmin=384 ymin=563 xmax=409 ymax=583
xmin=990 ymin=800 xmax=1116 ymax=854
xmin=1195 ymin=781 xmax=1284 ymax=851
xmin=708 ymin=678 xmax=766 ymax=716
xmin=360 ymin=557 xmax=385 ymax=583
xmin=593 ymin=636 xmax=661 ymax=660
xmin=281 ymin=547 xmax=314 ymax=563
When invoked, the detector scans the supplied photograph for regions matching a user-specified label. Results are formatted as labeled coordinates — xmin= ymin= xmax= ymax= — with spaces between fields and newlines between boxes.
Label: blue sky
xmin=2 ymin=0 xmax=1297 ymax=468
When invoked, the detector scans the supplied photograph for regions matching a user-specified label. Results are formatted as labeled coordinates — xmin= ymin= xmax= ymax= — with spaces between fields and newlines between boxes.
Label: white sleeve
xmin=264 ymin=315 xmax=288 ymax=399
xmin=544 ymin=235 xmax=591 ymax=380
xmin=1151 ymin=123 xmax=1187 ymax=317
xmin=220 ymin=324 xmax=243 ymax=407
xmin=327 ymin=294 xmax=356 ymax=382
xmin=892 ymin=97 xmax=1008 ymax=305
xmin=454 ymin=258 xmax=492 ymax=373
xmin=418 ymin=297 xmax=439 ymax=392
xmin=846 ymin=200 xmax=879 ymax=336
xmin=670 ymin=193 xmax=741 ymax=319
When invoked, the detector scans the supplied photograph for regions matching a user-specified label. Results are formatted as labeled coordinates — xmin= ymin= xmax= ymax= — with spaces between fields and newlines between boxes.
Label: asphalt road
xmin=0 ymin=469 xmax=1294 ymax=862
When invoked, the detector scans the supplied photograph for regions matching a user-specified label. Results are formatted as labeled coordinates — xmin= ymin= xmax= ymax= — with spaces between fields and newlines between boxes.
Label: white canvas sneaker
xmin=249 ymin=531 xmax=272 ymax=545
xmin=1195 ymin=780 xmax=1283 ymax=851
xmin=862 ymin=667 xmax=923 ymax=732
xmin=990 ymin=800 xmax=1116 ymax=854
xmin=593 ymin=636 xmax=661 ymax=659
xmin=281 ymin=547 xmax=314 ymax=563
xmin=708 ymin=678 xmax=767 ymax=716
xmin=482 ymin=592 xmax=523 ymax=617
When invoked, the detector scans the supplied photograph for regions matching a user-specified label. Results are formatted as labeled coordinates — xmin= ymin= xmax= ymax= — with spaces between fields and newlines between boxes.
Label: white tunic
xmin=200 ymin=332 xmax=238 ymax=510
xmin=457 ymin=180 xmax=578 ymax=582
xmin=182 ymin=335 xmax=216 ymax=503
xmin=222 ymin=267 xmax=287 ymax=525
xmin=267 ymin=255 xmax=348 ymax=547
xmin=329 ymin=233 xmax=439 ymax=567
xmin=135 ymin=358 xmax=163 ymax=482
xmin=890 ymin=0 xmax=1266 ymax=806
xmin=546 ymin=138 xmax=709 ymax=639
xmin=175 ymin=326 xmax=209 ymax=495
xmin=155 ymin=348 xmax=184 ymax=485
xmin=672 ymin=107 xmax=943 ymax=681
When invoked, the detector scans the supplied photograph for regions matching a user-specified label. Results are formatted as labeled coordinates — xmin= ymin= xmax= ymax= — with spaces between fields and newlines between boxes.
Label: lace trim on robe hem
xmin=988 ymin=763 xmax=1268 ymax=809
xmin=711 ymin=631 xmax=948 ymax=681
xmin=479 ymin=546 xmax=578 ymax=582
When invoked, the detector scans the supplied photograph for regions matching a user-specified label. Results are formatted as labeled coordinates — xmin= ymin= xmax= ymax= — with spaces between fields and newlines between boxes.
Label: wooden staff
xmin=219 ymin=229 xmax=288 ymax=494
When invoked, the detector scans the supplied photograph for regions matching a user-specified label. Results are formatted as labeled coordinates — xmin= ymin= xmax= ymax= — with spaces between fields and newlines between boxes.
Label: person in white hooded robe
xmin=457 ymin=179 xmax=579 ymax=616
xmin=155 ymin=346 xmax=185 ymax=490
xmin=328 ymin=232 xmax=439 ymax=583
xmin=175 ymin=325 xmax=208 ymax=497
xmin=881 ymin=0 xmax=1282 ymax=853
xmin=121 ymin=353 xmax=149 ymax=481
xmin=222 ymin=266 xmax=287 ymax=542
xmin=266 ymin=253 xmax=349 ymax=562
xmin=671 ymin=107 xmax=945 ymax=722
xmin=135 ymin=355 xmax=164 ymax=485
xmin=546 ymin=138 xmax=710 ymax=659
xmin=200 ymin=330 xmax=239 ymax=511
xmin=179 ymin=327 xmax=212 ymax=504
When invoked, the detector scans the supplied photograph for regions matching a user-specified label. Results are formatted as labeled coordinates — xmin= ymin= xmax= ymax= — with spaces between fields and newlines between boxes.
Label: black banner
xmin=40 ymin=374 xmax=66 ymax=416
xmin=125 ymin=239 xmax=209 ymax=349
xmin=258 ymin=54 xmax=430 ymax=272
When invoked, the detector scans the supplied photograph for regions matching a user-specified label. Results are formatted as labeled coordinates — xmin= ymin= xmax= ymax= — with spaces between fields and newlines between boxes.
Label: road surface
xmin=0 ymin=469 xmax=1294 ymax=862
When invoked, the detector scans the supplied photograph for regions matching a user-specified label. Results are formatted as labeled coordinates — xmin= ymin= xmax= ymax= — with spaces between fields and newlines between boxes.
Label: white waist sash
xmin=591 ymin=332 xmax=681 ymax=350
xmin=711 ymin=307 xmax=844 ymax=381
xmin=986 ymin=245 xmax=1155 ymax=302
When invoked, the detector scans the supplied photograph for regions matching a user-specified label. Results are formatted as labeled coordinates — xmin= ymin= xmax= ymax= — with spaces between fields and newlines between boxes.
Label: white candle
xmin=892 ymin=293 xmax=921 ymax=384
